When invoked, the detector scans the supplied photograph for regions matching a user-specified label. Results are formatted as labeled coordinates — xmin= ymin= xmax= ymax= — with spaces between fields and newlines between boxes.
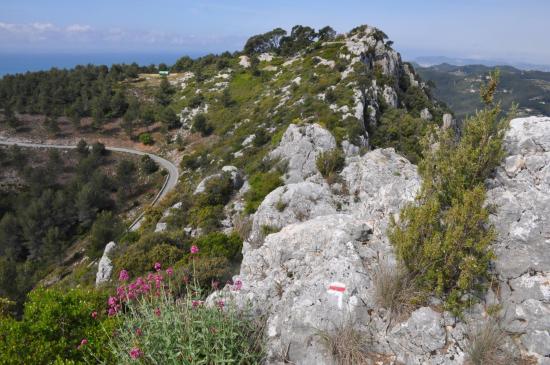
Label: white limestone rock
xmin=95 ymin=241 xmax=117 ymax=286
xmin=269 ymin=124 xmax=336 ymax=183
xmin=486 ymin=116 xmax=550 ymax=362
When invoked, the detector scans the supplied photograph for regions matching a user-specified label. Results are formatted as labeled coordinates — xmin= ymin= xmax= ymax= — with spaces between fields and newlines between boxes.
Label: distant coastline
xmin=0 ymin=52 xmax=205 ymax=76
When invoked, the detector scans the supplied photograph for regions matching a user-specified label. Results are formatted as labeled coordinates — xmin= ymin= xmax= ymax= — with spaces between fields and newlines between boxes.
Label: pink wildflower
xmin=108 ymin=296 xmax=118 ymax=307
xmin=233 ymin=279 xmax=243 ymax=291
xmin=166 ymin=267 xmax=174 ymax=276
xmin=119 ymin=269 xmax=129 ymax=282
xmin=135 ymin=328 xmax=142 ymax=336
xmin=154 ymin=307 xmax=161 ymax=317
xmin=154 ymin=262 xmax=161 ymax=272
xmin=216 ymin=300 xmax=225 ymax=310
xmin=91 ymin=311 xmax=98 ymax=319
xmin=192 ymin=300 xmax=203 ymax=308
xmin=190 ymin=245 xmax=199 ymax=254
xmin=129 ymin=347 xmax=143 ymax=359
xmin=78 ymin=338 xmax=88 ymax=349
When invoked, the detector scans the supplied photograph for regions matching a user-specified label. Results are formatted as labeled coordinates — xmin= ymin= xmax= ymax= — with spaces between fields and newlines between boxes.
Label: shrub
xmin=113 ymin=232 xmax=188 ymax=277
xmin=190 ymin=205 xmax=225 ymax=232
xmin=316 ymin=148 xmax=345 ymax=178
xmin=191 ymin=232 xmax=242 ymax=261
xmin=370 ymin=109 xmax=426 ymax=164
xmin=140 ymin=155 xmax=159 ymax=174
xmin=139 ymin=133 xmax=154 ymax=145
xmin=97 ymin=259 xmax=264 ymax=364
xmin=192 ymin=114 xmax=213 ymax=136
xmin=244 ymin=170 xmax=283 ymax=213
xmin=389 ymin=70 xmax=511 ymax=313
xmin=175 ymin=256 xmax=234 ymax=290
xmin=195 ymin=173 xmax=235 ymax=207
xmin=0 ymin=288 xmax=116 ymax=365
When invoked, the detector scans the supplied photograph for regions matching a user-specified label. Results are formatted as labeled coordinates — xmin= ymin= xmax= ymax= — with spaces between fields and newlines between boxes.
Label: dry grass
xmin=372 ymin=262 xmax=417 ymax=319
xmin=233 ymin=214 xmax=252 ymax=241
xmin=318 ymin=321 xmax=371 ymax=365
xmin=465 ymin=319 xmax=511 ymax=365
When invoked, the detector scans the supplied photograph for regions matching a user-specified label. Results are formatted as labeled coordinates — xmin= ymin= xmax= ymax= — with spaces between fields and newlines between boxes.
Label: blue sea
xmin=0 ymin=52 xmax=205 ymax=77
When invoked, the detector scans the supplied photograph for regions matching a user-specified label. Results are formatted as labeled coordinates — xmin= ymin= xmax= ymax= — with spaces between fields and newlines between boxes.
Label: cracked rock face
xmin=210 ymin=119 xmax=550 ymax=364
xmin=269 ymin=123 xmax=336 ymax=183
xmin=487 ymin=116 xmax=550 ymax=363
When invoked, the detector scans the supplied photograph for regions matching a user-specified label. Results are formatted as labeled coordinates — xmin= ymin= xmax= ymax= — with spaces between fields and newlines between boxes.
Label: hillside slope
xmin=416 ymin=63 xmax=550 ymax=119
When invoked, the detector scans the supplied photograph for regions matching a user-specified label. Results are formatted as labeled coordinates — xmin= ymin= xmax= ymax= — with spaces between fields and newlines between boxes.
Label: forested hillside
xmin=0 ymin=142 xmax=163 ymax=309
xmin=416 ymin=63 xmax=550 ymax=119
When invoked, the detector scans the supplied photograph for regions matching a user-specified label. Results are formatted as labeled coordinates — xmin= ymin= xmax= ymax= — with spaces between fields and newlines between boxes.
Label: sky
xmin=1 ymin=0 xmax=549 ymax=65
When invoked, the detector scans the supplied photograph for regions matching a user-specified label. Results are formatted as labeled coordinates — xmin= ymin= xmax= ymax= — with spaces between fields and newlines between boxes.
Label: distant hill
xmin=413 ymin=56 xmax=550 ymax=72
xmin=415 ymin=63 xmax=550 ymax=119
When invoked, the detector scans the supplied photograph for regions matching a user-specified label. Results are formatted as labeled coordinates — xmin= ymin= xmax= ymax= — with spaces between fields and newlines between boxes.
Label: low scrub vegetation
xmin=318 ymin=321 xmax=371 ymax=365
xmin=244 ymin=170 xmax=283 ymax=213
xmin=316 ymin=148 xmax=345 ymax=179
xmin=465 ymin=319 xmax=511 ymax=365
xmin=373 ymin=262 xmax=418 ymax=319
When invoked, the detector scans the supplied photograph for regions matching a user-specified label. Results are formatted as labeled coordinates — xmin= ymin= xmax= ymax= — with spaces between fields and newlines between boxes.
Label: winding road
xmin=0 ymin=139 xmax=179 ymax=231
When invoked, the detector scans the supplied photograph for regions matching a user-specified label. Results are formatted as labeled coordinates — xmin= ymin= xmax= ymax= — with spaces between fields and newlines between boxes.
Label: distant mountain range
xmin=415 ymin=63 xmax=550 ymax=120
xmin=413 ymin=56 xmax=550 ymax=73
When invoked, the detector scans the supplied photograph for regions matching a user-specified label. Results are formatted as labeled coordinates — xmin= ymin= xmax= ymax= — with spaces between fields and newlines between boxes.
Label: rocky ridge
xmin=209 ymin=117 xmax=550 ymax=364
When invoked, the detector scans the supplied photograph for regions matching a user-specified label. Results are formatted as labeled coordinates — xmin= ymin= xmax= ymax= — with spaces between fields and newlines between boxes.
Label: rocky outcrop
xmin=95 ymin=241 xmax=116 ymax=285
xmin=210 ymin=118 xmax=550 ymax=364
xmin=487 ymin=116 xmax=550 ymax=363
xmin=269 ymin=123 xmax=336 ymax=183
xmin=193 ymin=166 xmax=243 ymax=194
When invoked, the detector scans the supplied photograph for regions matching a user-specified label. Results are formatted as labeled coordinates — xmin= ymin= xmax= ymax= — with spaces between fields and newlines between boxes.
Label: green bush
xmin=113 ymin=232 xmax=188 ymax=277
xmin=0 ymin=288 xmax=117 ymax=365
xmin=192 ymin=114 xmax=213 ymax=136
xmin=175 ymin=256 xmax=234 ymax=289
xmin=316 ymin=148 xmax=345 ymax=178
xmin=370 ymin=109 xmax=426 ymax=164
xmin=244 ymin=170 xmax=283 ymax=213
xmin=140 ymin=155 xmax=159 ymax=174
xmin=389 ymin=71 xmax=510 ymax=313
xmin=190 ymin=205 xmax=225 ymax=232
xmin=191 ymin=232 xmax=242 ymax=261
xmin=195 ymin=173 xmax=235 ymax=207
xmin=139 ymin=133 xmax=154 ymax=145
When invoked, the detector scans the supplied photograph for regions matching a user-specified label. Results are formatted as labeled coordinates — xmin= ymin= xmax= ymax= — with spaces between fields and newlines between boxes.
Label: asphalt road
xmin=0 ymin=140 xmax=179 ymax=230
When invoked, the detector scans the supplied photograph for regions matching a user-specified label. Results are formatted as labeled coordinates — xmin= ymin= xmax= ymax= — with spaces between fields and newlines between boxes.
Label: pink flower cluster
xmin=108 ymin=269 xmax=169 ymax=315
xmin=130 ymin=347 xmax=143 ymax=359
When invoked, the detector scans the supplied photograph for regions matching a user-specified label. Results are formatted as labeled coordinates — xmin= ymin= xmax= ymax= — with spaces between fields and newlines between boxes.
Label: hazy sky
xmin=1 ymin=0 xmax=549 ymax=64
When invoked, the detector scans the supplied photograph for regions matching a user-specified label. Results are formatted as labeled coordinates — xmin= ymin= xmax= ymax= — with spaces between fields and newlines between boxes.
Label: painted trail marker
xmin=327 ymin=282 xmax=346 ymax=309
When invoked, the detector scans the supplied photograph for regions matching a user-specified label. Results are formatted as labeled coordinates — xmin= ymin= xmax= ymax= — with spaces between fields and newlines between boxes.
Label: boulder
xmin=269 ymin=124 xmax=336 ymax=183
xmin=95 ymin=241 xmax=116 ymax=285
